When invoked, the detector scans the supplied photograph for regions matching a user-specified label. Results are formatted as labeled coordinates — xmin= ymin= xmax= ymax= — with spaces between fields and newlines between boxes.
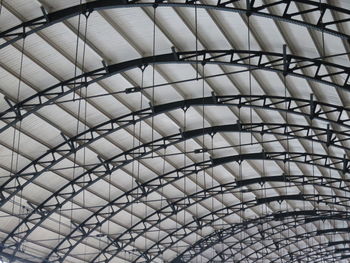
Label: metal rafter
xmin=2 ymin=49 xmax=350 ymax=133
xmin=172 ymin=202 xmax=349 ymax=262
xmin=88 ymin=181 xmax=350 ymax=262
xmin=134 ymin=192 xmax=350 ymax=263
xmin=174 ymin=211 xmax=350 ymax=262
xmin=1 ymin=1 xmax=350 ymax=262
xmin=5 ymin=145 xmax=350 ymax=260
xmin=48 ymin=165 xmax=350 ymax=262
xmin=1 ymin=0 xmax=350 ymax=51
xmin=208 ymin=214 xmax=350 ymax=262
xmin=1 ymin=94 xmax=349 ymax=238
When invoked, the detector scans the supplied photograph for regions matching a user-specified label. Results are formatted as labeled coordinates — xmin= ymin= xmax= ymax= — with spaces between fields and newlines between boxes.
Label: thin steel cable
xmin=70 ymin=11 xmax=89 ymax=238
xmin=130 ymin=118 xmax=137 ymax=260
xmin=181 ymin=105 xmax=188 ymax=257
xmin=11 ymin=37 xmax=25 ymax=257
xmin=81 ymin=13 xmax=89 ymax=261
xmin=158 ymin=146 xmax=167 ymax=260
xmin=151 ymin=5 xmax=156 ymax=159
xmin=72 ymin=0 xmax=83 ymax=102
xmin=247 ymin=1 xmax=253 ymax=145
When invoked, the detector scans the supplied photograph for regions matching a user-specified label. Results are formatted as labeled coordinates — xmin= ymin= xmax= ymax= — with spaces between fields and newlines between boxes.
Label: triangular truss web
xmin=1 ymin=0 xmax=350 ymax=262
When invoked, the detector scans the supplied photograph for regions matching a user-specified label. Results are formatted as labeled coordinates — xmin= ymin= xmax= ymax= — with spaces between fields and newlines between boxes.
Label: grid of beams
xmin=1 ymin=0 xmax=350 ymax=262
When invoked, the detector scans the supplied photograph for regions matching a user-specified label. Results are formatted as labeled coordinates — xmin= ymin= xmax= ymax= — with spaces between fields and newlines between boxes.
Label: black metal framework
xmin=1 ymin=0 xmax=350 ymax=51
xmin=3 ymin=94 xmax=350 ymax=211
xmin=131 ymin=193 xmax=350 ymax=263
xmin=1 ymin=1 xmax=350 ymax=262
xmin=171 ymin=211 xmax=350 ymax=263
xmin=47 ymin=170 xmax=350 ymax=263
xmin=2 ymin=48 xmax=350 ymax=134
xmin=206 ymin=224 xmax=349 ymax=262
xmin=8 ymin=150 xmax=350 ymax=262
xmin=6 ymin=94 xmax=350 ymax=213
xmin=2 ymin=95 xmax=350 ymax=261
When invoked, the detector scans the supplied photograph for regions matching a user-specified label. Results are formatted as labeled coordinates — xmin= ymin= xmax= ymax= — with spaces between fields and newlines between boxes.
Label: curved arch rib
xmin=1 ymin=0 xmax=349 ymax=51
xmin=2 ymin=95 xmax=350 ymax=209
xmin=48 ymin=170 xmax=350 ymax=262
xmin=208 ymin=213 xmax=350 ymax=262
xmin=2 ymin=49 xmax=350 ymax=133
xmin=131 ymin=193 xmax=350 ymax=263
xmin=169 ymin=206 xmax=350 ymax=263
xmin=3 ymin=97 xmax=350 ymax=260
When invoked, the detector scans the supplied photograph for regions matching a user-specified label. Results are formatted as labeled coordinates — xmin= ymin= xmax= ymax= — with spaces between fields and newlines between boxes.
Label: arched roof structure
xmin=1 ymin=0 xmax=350 ymax=262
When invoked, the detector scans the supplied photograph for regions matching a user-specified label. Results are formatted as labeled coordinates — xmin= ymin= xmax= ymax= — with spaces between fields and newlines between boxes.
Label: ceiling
xmin=1 ymin=0 xmax=350 ymax=262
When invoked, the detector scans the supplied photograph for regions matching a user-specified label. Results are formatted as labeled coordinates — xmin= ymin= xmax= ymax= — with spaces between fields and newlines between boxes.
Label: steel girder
xmin=3 ymin=96 xmax=350 ymax=261
xmin=209 ymin=218 xmax=350 ymax=262
xmin=1 ymin=0 xmax=349 ymax=51
xmin=2 ymin=94 xmax=350 ymax=212
xmin=55 ymin=173 xmax=350 ymax=263
xmin=190 ymin=213 xmax=350 ymax=263
xmin=130 ymin=193 xmax=350 ymax=263
xmin=174 ymin=213 xmax=350 ymax=263
xmin=249 ymin=227 xmax=350 ymax=263
xmin=169 ymin=209 xmax=350 ymax=263
xmin=38 ymin=123 xmax=350 ymax=261
xmin=268 ymin=245 xmax=344 ymax=263
xmin=7 ymin=153 xmax=350 ymax=263
xmin=94 ymin=188 xmax=350 ymax=263
xmin=207 ymin=213 xmax=350 ymax=262
xmin=2 ymin=48 xmax=350 ymax=134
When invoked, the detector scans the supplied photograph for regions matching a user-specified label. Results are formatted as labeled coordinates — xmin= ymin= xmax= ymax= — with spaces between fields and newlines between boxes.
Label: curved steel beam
xmin=211 ymin=224 xmax=346 ymax=262
xmin=2 ymin=48 xmax=350 ymax=133
xmin=268 ymin=244 xmax=345 ymax=263
xmin=1 ymin=0 xmax=349 ymax=51
xmin=209 ymin=213 xmax=350 ymax=262
xmin=2 ymin=94 xmax=350 ymax=214
xmin=3 ymin=95 xmax=350 ymax=259
xmin=181 ymin=217 xmax=350 ymax=263
xmin=49 ymin=170 xmax=350 ymax=262
xmin=134 ymin=192 xmax=350 ymax=263
xmin=37 ymin=123 xmax=350 ymax=260
xmin=173 ymin=209 xmax=350 ymax=263
xmin=250 ymin=227 xmax=350 ymax=263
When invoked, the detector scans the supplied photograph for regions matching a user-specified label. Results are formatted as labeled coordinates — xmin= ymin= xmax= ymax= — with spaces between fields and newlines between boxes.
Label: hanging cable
xmin=81 ymin=12 xmax=90 ymax=261
xmin=72 ymin=0 xmax=83 ymax=102
xmin=130 ymin=119 xmax=137 ymax=260
xmin=151 ymin=5 xmax=157 ymax=159
xmin=180 ymin=103 xmax=188 ymax=257
xmin=70 ymin=9 xmax=89 ymax=242
xmin=247 ymin=0 xmax=253 ymax=145
xmin=158 ymin=146 xmax=167 ymax=260
xmin=10 ymin=37 xmax=25 ymax=258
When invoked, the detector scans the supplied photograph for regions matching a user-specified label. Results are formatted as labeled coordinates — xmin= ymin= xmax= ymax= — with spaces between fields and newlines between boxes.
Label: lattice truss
xmin=1 ymin=0 xmax=350 ymax=262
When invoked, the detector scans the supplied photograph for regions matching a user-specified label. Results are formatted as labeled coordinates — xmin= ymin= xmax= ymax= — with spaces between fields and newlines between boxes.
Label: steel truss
xmin=2 ymin=48 xmax=350 ymax=133
xmin=190 ymin=211 xmax=350 ymax=262
xmin=174 ymin=211 xmax=350 ymax=263
xmin=3 ymin=94 xmax=350 ymax=208
xmin=10 ymin=156 xmax=350 ymax=262
xmin=1 ymin=1 xmax=350 ymax=263
xmin=248 ymin=227 xmax=350 ymax=263
xmin=221 ymin=232 xmax=346 ymax=263
xmin=5 ymin=94 xmax=350 ymax=216
xmin=130 ymin=193 xmax=350 ymax=263
xmin=47 ymin=172 xmax=350 ymax=263
xmin=1 ymin=0 xmax=350 ymax=51
xmin=3 ymin=95 xmax=350 ymax=261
